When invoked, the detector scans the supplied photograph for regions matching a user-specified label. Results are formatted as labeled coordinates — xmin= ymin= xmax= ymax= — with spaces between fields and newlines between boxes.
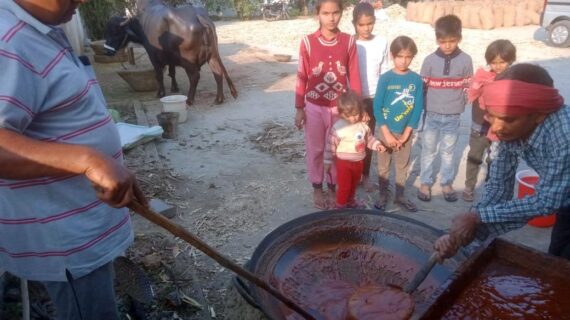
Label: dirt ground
xmin=11 ymin=5 xmax=565 ymax=320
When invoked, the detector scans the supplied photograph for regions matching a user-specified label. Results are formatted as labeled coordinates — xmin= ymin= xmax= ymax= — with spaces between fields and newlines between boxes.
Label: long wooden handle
xmin=128 ymin=200 xmax=315 ymax=320
xmin=404 ymin=252 xmax=439 ymax=294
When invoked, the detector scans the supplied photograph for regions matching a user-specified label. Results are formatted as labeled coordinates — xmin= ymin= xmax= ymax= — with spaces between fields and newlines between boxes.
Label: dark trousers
xmin=43 ymin=262 xmax=119 ymax=320
xmin=549 ymin=207 xmax=570 ymax=260
xmin=363 ymin=98 xmax=376 ymax=177
xmin=465 ymin=130 xmax=492 ymax=190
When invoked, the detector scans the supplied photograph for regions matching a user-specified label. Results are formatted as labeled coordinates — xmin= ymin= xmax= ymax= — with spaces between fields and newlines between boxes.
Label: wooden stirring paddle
xmin=404 ymin=252 xmax=440 ymax=294
xmin=128 ymin=200 xmax=317 ymax=320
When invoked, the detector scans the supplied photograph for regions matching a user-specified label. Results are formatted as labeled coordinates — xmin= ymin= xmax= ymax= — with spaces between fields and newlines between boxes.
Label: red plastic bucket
xmin=516 ymin=169 xmax=556 ymax=228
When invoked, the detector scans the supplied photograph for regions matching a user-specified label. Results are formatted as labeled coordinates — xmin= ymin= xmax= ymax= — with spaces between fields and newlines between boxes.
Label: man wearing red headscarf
xmin=434 ymin=63 xmax=570 ymax=260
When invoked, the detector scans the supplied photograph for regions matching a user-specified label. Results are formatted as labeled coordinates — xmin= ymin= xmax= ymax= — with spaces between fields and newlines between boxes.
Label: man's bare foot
xmin=361 ymin=175 xmax=377 ymax=192
xmin=313 ymin=188 xmax=327 ymax=209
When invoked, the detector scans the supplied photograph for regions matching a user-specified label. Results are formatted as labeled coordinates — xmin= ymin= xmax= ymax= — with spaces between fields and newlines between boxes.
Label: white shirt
xmin=356 ymin=35 xmax=390 ymax=98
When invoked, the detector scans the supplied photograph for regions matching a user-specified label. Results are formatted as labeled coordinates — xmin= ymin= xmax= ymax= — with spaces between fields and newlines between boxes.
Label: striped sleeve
xmin=365 ymin=128 xmax=380 ymax=150
xmin=324 ymin=126 xmax=339 ymax=164
xmin=0 ymin=43 xmax=41 ymax=132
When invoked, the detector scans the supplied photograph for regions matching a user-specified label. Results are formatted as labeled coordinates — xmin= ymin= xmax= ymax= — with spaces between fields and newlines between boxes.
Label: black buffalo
xmin=104 ymin=0 xmax=238 ymax=105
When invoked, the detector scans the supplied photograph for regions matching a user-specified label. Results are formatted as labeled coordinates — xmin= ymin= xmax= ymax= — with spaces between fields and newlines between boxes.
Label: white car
xmin=541 ymin=0 xmax=570 ymax=47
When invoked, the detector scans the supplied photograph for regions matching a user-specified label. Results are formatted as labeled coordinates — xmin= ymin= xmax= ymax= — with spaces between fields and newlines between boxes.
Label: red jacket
xmin=295 ymin=29 xmax=362 ymax=108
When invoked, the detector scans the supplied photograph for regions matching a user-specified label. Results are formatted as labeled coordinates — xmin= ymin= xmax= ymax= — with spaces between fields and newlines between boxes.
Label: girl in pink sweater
xmin=294 ymin=0 xmax=362 ymax=209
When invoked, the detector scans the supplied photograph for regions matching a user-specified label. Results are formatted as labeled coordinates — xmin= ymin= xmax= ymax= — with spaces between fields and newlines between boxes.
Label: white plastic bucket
xmin=160 ymin=95 xmax=188 ymax=123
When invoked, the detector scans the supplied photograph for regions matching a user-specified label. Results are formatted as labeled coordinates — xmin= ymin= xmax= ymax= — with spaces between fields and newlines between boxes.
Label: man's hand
xmin=450 ymin=212 xmax=481 ymax=246
xmin=84 ymin=152 xmax=148 ymax=208
xmin=434 ymin=234 xmax=461 ymax=262
xmin=295 ymin=108 xmax=306 ymax=130
xmin=375 ymin=143 xmax=387 ymax=152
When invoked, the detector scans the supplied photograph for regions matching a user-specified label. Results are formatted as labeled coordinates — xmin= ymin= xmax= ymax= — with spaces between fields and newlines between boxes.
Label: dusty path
xmin=92 ymin=6 xmax=570 ymax=319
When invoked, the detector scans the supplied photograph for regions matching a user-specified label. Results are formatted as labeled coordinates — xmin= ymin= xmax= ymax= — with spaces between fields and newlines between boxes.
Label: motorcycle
xmin=261 ymin=0 xmax=290 ymax=21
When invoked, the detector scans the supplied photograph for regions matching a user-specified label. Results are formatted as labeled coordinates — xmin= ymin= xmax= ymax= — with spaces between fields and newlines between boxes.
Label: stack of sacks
xmin=406 ymin=0 xmax=544 ymax=29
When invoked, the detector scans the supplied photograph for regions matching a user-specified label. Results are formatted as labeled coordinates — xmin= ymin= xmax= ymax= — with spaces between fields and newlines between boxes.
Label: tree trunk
xmin=298 ymin=0 xmax=309 ymax=16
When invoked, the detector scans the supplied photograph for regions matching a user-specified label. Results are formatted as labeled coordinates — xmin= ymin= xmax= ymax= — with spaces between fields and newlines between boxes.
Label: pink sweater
xmin=295 ymin=30 xmax=362 ymax=108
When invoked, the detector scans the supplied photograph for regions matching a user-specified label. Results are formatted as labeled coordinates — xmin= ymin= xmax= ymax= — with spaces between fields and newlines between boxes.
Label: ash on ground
xmin=250 ymin=122 xmax=304 ymax=163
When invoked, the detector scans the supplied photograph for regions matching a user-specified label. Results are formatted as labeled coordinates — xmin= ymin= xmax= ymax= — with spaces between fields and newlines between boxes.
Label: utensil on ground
xmin=404 ymin=252 xmax=439 ymax=294
xmin=113 ymin=256 xmax=155 ymax=303
xmin=128 ymin=200 xmax=316 ymax=320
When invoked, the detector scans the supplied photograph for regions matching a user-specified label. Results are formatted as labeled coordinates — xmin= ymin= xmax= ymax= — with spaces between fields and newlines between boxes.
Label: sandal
xmin=374 ymin=192 xmax=389 ymax=211
xmin=442 ymin=185 xmax=458 ymax=202
xmin=417 ymin=184 xmax=431 ymax=202
xmin=395 ymin=197 xmax=418 ymax=212
xmin=373 ymin=201 xmax=386 ymax=211
xmin=462 ymin=188 xmax=475 ymax=202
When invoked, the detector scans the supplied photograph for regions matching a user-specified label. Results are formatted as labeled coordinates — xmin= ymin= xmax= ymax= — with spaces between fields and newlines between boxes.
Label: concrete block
xmin=149 ymin=199 xmax=177 ymax=219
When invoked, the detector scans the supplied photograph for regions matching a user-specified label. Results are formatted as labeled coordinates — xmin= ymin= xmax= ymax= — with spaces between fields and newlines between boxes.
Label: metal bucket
xmin=232 ymin=210 xmax=469 ymax=319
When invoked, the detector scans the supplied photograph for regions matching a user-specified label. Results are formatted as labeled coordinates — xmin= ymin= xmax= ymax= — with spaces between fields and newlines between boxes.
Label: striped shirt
xmin=0 ymin=1 xmax=133 ymax=281
xmin=474 ymin=105 xmax=570 ymax=240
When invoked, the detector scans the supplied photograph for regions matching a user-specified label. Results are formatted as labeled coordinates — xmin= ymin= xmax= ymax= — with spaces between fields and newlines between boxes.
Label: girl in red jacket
xmin=294 ymin=0 xmax=362 ymax=209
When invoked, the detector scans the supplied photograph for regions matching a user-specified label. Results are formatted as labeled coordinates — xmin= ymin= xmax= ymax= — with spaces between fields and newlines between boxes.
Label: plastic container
xmin=160 ymin=95 xmax=188 ymax=123
xmin=516 ymin=169 xmax=556 ymax=228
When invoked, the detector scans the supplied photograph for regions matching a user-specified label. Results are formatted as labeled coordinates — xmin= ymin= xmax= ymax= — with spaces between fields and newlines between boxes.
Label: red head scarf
xmin=479 ymin=80 xmax=564 ymax=117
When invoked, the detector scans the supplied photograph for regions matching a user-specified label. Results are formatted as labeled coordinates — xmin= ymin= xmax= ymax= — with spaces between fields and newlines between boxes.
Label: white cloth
xmin=356 ymin=35 xmax=391 ymax=98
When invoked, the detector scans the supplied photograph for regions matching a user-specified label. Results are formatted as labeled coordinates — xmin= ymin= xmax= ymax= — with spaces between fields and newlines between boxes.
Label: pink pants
xmin=304 ymin=101 xmax=339 ymax=186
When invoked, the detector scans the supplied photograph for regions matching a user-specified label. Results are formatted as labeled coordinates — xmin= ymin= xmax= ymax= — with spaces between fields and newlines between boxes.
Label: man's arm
xmin=477 ymin=145 xmax=569 ymax=223
xmin=0 ymin=41 xmax=146 ymax=208
xmin=0 ymin=128 xmax=146 ymax=207
xmin=475 ymin=143 xmax=518 ymax=210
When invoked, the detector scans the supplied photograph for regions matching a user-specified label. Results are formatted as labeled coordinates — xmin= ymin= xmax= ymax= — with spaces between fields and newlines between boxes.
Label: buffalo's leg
xmin=184 ymin=66 xmax=200 ymax=106
xmin=169 ymin=65 xmax=179 ymax=93
xmin=208 ymin=57 xmax=225 ymax=104
xmin=154 ymin=66 xmax=166 ymax=98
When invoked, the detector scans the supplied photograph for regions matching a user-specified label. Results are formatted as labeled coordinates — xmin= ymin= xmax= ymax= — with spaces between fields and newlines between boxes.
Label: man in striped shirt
xmin=434 ymin=64 xmax=570 ymax=261
xmin=0 ymin=1 xmax=147 ymax=319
